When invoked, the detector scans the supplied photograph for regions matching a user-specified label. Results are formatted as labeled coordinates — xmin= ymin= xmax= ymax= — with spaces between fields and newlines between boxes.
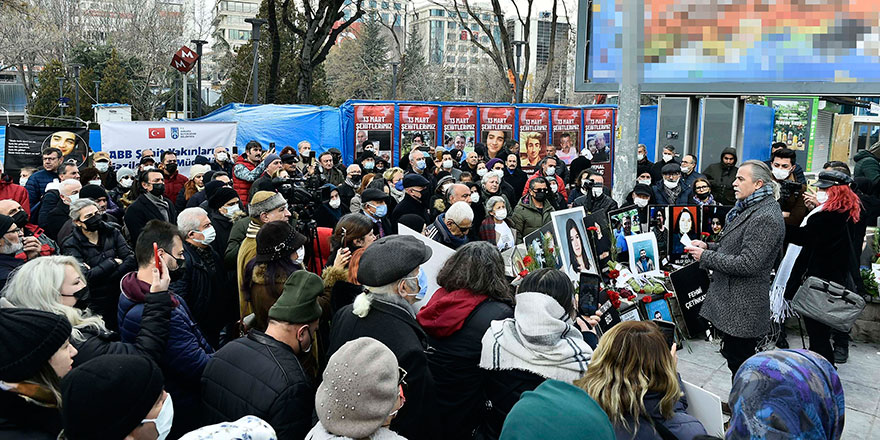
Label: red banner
xmin=583 ymin=108 xmax=616 ymax=187
xmin=442 ymin=106 xmax=477 ymax=153
xmin=479 ymin=106 xmax=515 ymax=160
xmin=518 ymin=108 xmax=550 ymax=168
xmin=354 ymin=104 xmax=395 ymax=164
xmin=399 ymin=105 xmax=438 ymax=158
xmin=551 ymin=109 xmax=582 ymax=165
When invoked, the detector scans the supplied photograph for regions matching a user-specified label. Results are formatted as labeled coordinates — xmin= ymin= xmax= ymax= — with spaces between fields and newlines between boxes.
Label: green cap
xmin=268 ymin=270 xmax=324 ymax=324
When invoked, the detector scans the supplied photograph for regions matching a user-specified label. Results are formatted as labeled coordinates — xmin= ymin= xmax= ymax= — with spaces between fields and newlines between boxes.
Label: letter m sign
xmin=170 ymin=45 xmax=199 ymax=73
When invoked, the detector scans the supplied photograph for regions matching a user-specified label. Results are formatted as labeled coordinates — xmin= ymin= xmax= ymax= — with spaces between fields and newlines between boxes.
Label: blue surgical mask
xmin=373 ymin=204 xmax=388 ymax=218
xmin=415 ymin=268 xmax=428 ymax=300
xmin=394 ymin=180 xmax=404 ymax=191
xmin=364 ymin=161 xmax=375 ymax=170
xmin=416 ymin=159 xmax=426 ymax=170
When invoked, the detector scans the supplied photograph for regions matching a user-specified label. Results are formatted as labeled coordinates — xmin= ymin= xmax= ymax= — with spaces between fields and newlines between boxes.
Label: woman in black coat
xmin=415 ymin=242 xmax=515 ymax=439
xmin=61 ymin=199 xmax=136 ymax=330
xmin=784 ymin=171 xmax=862 ymax=365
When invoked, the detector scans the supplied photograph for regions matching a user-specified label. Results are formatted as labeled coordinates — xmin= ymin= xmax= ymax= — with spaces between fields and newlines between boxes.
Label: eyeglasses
xmin=450 ymin=219 xmax=471 ymax=232
xmin=695 ymin=185 xmax=710 ymax=191
xmin=398 ymin=367 xmax=408 ymax=387
xmin=4 ymin=227 xmax=23 ymax=237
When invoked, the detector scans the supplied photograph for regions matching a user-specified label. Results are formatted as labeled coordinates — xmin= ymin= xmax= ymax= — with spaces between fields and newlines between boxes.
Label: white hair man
xmin=44 ymin=179 xmax=82 ymax=241
xmin=426 ymin=200 xmax=473 ymax=250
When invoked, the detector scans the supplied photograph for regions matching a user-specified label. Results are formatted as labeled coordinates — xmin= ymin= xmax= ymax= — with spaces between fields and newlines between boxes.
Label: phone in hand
xmin=269 ymin=142 xmax=276 ymax=150
xmin=653 ymin=319 xmax=676 ymax=349
xmin=153 ymin=243 xmax=163 ymax=276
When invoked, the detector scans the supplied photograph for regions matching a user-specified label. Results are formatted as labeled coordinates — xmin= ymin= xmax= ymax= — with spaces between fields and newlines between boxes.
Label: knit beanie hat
xmin=500 ymin=380 xmax=615 ymax=440
xmin=209 ymin=187 xmax=239 ymax=210
xmin=80 ymin=184 xmax=108 ymax=201
xmin=261 ymin=153 xmax=281 ymax=169
xmin=193 ymin=155 xmax=211 ymax=165
xmin=486 ymin=158 xmax=503 ymax=170
xmin=189 ymin=164 xmax=210 ymax=179
xmin=204 ymin=180 xmax=225 ymax=201
xmin=268 ymin=271 xmax=324 ymax=324
xmin=0 ymin=214 xmax=15 ymax=237
xmin=255 ymin=221 xmax=308 ymax=263
xmin=0 ymin=308 xmax=72 ymax=382
xmin=316 ymin=337 xmax=399 ymax=438
xmin=61 ymin=355 xmax=164 ymax=440
xmin=115 ymin=167 xmax=136 ymax=184
xmin=248 ymin=191 xmax=287 ymax=217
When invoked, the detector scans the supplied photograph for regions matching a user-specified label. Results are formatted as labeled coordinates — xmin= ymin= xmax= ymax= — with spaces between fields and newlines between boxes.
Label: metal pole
xmin=182 ymin=72 xmax=188 ymax=118
xmin=71 ymin=63 xmax=82 ymax=125
xmin=174 ymin=77 xmax=179 ymax=118
xmin=612 ymin=0 xmax=644 ymax=204
xmin=390 ymin=62 xmax=400 ymax=100
xmin=94 ymin=80 xmax=100 ymax=105
xmin=191 ymin=39 xmax=207 ymax=117
xmin=57 ymin=77 xmax=66 ymax=117
xmin=245 ymin=18 xmax=267 ymax=105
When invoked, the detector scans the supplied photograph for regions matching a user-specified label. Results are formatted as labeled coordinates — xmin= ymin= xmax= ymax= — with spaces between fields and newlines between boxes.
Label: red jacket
xmin=163 ymin=172 xmax=188 ymax=204
xmin=522 ymin=173 xmax=568 ymax=200
xmin=233 ymin=154 xmax=257 ymax=205
xmin=0 ymin=178 xmax=31 ymax=216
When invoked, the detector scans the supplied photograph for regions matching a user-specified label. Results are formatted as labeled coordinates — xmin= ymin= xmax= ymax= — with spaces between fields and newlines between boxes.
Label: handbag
xmin=791 ymin=276 xmax=865 ymax=333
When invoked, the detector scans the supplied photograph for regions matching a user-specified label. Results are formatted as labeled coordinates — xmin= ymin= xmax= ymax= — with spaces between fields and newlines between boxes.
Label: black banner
xmin=4 ymin=125 xmax=91 ymax=176
xmin=669 ymin=262 xmax=710 ymax=338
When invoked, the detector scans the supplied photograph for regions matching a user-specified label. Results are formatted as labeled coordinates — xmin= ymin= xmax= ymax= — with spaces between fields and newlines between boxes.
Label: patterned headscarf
xmin=727 ymin=349 xmax=845 ymax=440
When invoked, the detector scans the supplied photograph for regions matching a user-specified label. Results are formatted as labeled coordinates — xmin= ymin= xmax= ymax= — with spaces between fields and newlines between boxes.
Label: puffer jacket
xmin=24 ymin=168 xmax=58 ymax=212
xmin=201 ymin=329 xmax=314 ymax=440
xmin=0 ymin=386 xmax=61 ymax=439
xmin=702 ymin=147 xmax=739 ymax=206
xmin=612 ymin=383 xmax=707 ymax=440
xmin=170 ymin=242 xmax=235 ymax=348
xmin=854 ymin=149 xmax=880 ymax=188
xmin=510 ymin=194 xmax=555 ymax=238
xmin=233 ymin=154 xmax=267 ymax=205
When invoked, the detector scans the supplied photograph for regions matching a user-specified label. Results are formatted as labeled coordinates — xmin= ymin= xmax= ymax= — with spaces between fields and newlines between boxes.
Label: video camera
xmin=272 ymin=176 xmax=323 ymax=223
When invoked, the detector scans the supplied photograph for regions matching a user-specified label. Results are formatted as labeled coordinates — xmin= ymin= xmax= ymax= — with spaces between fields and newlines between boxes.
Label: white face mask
xmin=638 ymin=153 xmax=645 ymax=161
xmin=663 ymin=178 xmax=680 ymax=189
xmin=294 ymin=246 xmax=305 ymax=265
xmin=638 ymin=178 xmax=652 ymax=186
xmin=18 ymin=177 xmax=27 ymax=186
xmin=95 ymin=162 xmax=109 ymax=173
xmin=222 ymin=204 xmax=240 ymax=218
xmin=142 ymin=393 xmax=174 ymax=440
xmin=88 ymin=179 xmax=102 ymax=186
xmin=494 ymin=208 xmax=507 ymax=220
xmin=119 ymin=177 xmax=133 ymax=188
xmin=470 ymin=192 xmax=480 ymax=203
xmin=680 ymin=166 xmax=690 ymax=174
xmin=772 ymin=167 xmax=790 ymax=181
xmin=329 ymin=198 xmax=341 ymax=209
xmin=216 ymin=152 xmax=229 ymax=162
xmin=634 ymin=197 xmax=649 ymax=208
xmin=545 ymin=166 xmax=556 ymax=176
xmin=477 ymin=169 xmax=487 ymax=177
xmin=194 ymin=226 xmax=216 ymax=245
xmin=663 ymin=153 xmax=674 ymax=162
xmin=550 ymin=182 xmax=558 ymax=193
xmin=816 ymin=190 xmax=829 ymax=205
xmin=442 ymin=159 xmax=453 ymax=169
xmin=67 ymin=193 xmax=80 ymax=204
xmin=591 ymin=186 xmax=603 ymax=197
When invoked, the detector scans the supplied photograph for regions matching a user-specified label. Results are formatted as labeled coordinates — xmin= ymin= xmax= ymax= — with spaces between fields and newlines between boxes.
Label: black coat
xmin=0 ymin=389 xmax=61 ymax=439
xmin=170 ymin=242 xmax=235 ymax=348
xmin=426 ymin=300 xmax=513 ymax=439
xmin=207 ymin=208 xmax=235 ymax=257
xmin=478 ymin=369 xmax=546 ymax=440
xmin=337 ymin=182 xmax=357 ymax=211
xmin=34 ymin=190 xmax=60 ymax=228
xmin=61 ymin=226 xmax=136 ymax=330
xmin=43 ymin=200 xmax=69 ymax=242
xmin=785 ymin=210 xmax=860 ymax=300
xmin=201 ymin=330 xmax=314 ymax=440
xmin=124 ymin=194 xmax=178 ymax=242
xmin=502 ymin=168 xmax=528 ymax=200
xmin=71 ymin=291 xmax=173 ymax=367
xmin=650 ymin=158 xmax=680 ymax=183
xmin=186 ymin=190 xmax=208 ymax=209
xmin=328 ymin=297 xmax=438 ymax=440
xmin=0 ymin=253 xmax=23 ymax=291
xmin=391 ymin=194 xmax=429 ymax=226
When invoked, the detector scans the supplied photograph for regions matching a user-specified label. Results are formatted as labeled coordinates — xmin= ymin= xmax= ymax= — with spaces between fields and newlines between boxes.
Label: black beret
xmin=815 ymin=170 xmax=853 ymax=189
xmin=361 ymin=188 xmax=389 ymax=204
xmin=403 ymin=173 xmax=429 ymax=189
xmin=358 ymin=235 xmax=432 ymax=286
xmin=661 ymin=163 xmax=681 ymax=175
xmin=633 ymin=183 xmax=653 ymax=197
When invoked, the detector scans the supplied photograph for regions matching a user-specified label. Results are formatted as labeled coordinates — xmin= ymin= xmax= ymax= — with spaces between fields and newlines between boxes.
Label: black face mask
xmin=169 ymin=258 xmax=185 ymax=281
xmin=149 ymin=183 xmax=165 ymax=197
xmin=67 ymin=285 xmax=90 ymax=310
xmin=165 ymin=163 xmax=178 ymax=174
xmin=533 ymin=191 xmax=548 ymax=202
xmin=11 ymin=211 xmax=27 ymax=228
xmin=696 ymin=191 xmax=710 ymax=200
xmin=82 ymin=216 xmax=102 ymax=232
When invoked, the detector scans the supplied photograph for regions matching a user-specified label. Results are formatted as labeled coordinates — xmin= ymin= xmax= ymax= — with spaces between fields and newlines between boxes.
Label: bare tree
xmin=281 ymin=0 xmax=366 ymax=103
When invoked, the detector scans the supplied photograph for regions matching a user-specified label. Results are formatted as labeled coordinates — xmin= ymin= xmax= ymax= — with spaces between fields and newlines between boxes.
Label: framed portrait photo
xmin=643 ymin=297 xmax=674 ymax=322
xmin=625 ymin=232 xmax=662 ymax=277
xmin=551 ymin=207 xmax=598 ymax=281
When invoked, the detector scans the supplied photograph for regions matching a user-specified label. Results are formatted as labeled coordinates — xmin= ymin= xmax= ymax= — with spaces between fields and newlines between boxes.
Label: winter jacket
xmin=318 ymin=166 xmax=345 ymax=186
xmin=306 ymin=423 xmax=407 ymax=440
xmin=784 ymin=210 xmax=860 ymax=300
xmin=637 ymin=158 xmax=653 ymax=178
xmin=124 ymin=194 xmax=178 ymax=243
xmin=613 ymin=383 xmax=707 ymax=440
xmin=0 ymin=177 xmax=30 ymax=216
xmin=502 ymin=168 xmax=528 ymax=199
xmin=233 ymin=154 xmax=267 ymax=205
xmin=61 ymin=226 xmax=135 ymax=330
xmin=479 ymin=216 xmax=516 ymax=247
xmin=185 ymin=189 xmax=208 ymax=209
xmin=207 ymin=207 xmax=236 ymax=258
xmin=416 ymin=289 xmax=514 ymax=439
xmin=854 ymin=150 xmax=880 ymax=188
xmin=201 ymin=330 xmax=315 ymax=440
xmin=224 ymin=216 xmax=250 ymax=269
xmin=71 ymin=291 xmax=173 ymax=367
xmin=244 ymin=261 xmax=298 ymax=332
xmin=699 ymin=196 xmax=785 ymax=338
xmin=170 ymin=242 xmax=236 ymax=347
xmin=210 ymin=158 xmax=234 ymax=176
xmin=391 ymin=194 xmax=429 ymax=226
xmin=118 ymin=272 xmax=214 ymax=436
xmin=0 ymin=387 xmax=61 ymax=440
xmin=98 ymin=168 xmax=117 ymax=191
xmin=650 ymin=157 xmax=680 ymax=183
xmin=0 ymin=253 xmax=24 ymax=291
xmin=248 ymin=173 xmax=276 ymax=202
xmin=35 ymin=190 xmax=60 ymax=228
xmin=651 ymin=180 xmax=695 ymax=206
xmin=24 ymin=168 xmax=58 ymax=212
xmin=573 ymin=191 xmax=620 ymax=216
xmin=328 ymin=294 xmax=438 ymax=440
xmin=43 ymin=200 xmax=69 ymax=242
xmin=163 ymin=171 xmax=189 ymax=204
xmin=478 ymin=369 xmax=546 ymax=440
xmin=425 ymin=214 xmax=469 ymax=250
xmin=510 ymin=195 xmax=555 ymax=238
xmin=702 ymin=148 xmax=739 ymax=206
xmin=522 ymin=173 xmax=568 ymax=201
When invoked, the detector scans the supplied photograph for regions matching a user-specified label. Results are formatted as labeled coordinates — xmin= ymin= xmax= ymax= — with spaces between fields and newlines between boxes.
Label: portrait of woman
xmin=670 ymin=207 xmax=696 ymax=255
xmin=551 ymin=208 xmax=598 ymax=280
xmin=566 ymin=218 xmax=591 ymax=276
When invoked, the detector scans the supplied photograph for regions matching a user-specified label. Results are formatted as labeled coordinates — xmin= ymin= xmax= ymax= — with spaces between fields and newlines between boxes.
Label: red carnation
xmin=612 ymin=300 xmax=621 ymax=309
xmin=586 ymin=226 xmax=598 ymax=232
xmin=627 ymin=295 xmax=637 ymax=301
xmin=663 ymin=271 xmax=670 ymax=277
xmin=607 ymin=290 xmax=620 ymax=301
xmin=639 ymin=289 xmax=645 ymax=294
xmin=641 ymin=296 xmax=653 ymax=303
xmin=701 ymin=231 xmax=710 ymax=237
xmin=664 ymin=292 xmax=674 ymax=299
xmin=518 ymin=269 xmax=529 ymax=278
xmin=523 ymin=256 xmax=533 ymax=265
xmin=608 ymin=269 xmax=620 ymax=279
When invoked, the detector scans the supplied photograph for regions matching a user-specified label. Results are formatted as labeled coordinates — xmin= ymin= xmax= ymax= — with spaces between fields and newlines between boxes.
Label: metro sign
xmin=170 ymin=45 xmax=199 ymax=73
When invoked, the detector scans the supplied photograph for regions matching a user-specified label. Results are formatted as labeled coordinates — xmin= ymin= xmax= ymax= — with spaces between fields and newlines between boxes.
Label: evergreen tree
xmin=29 ymin=59 xmax=71 ymax=127
xmin=98 ymin=49 xmax=132 ymax=105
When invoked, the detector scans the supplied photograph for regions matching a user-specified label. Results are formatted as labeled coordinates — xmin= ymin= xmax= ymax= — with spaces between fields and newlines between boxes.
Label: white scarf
xmin=480 ymin=292 xmax=593 ymax=382
xmin=305 ymin=422 xmax=407 ymax=440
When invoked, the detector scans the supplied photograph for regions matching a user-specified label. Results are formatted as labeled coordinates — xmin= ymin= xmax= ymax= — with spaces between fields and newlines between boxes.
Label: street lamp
xmin=190 ymin=39 xmax=208 ymax=116
xmin=244 ymin=18 xmax=267 ymax=105
xmin=94 ymin=80 xmax=101 ymax=105
xmin=70 ymin=63 xmax=82 ymax=125
xmin=390 ymin=61 xmax=400 ymax=100
xmin=512 ymin=40 xmax=526 ymax=75
xmin=57 ymin=77 xmax=67 ymax=117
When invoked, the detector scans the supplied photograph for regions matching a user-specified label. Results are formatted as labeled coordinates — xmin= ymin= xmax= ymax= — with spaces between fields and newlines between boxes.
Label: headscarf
xmin=727 ymin=349 xmax=845 ymax=440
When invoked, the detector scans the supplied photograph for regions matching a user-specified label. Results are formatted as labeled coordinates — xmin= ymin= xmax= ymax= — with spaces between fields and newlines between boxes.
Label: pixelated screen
xmin=585 ymin=0 xmax=880 ymax=91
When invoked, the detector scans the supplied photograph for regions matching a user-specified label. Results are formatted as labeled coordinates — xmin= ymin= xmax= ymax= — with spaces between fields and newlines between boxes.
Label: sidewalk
xmin=677 ymin=332 xmax=880 ymax=439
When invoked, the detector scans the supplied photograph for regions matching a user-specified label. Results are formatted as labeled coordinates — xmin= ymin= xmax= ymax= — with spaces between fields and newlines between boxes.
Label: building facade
xmin=507 ymin=11 xmax=571 ymax=103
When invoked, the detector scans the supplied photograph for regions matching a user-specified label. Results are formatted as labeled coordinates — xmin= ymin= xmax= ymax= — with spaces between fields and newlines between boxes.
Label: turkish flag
xmin=148 ymin=128 xmax=165 ymax=139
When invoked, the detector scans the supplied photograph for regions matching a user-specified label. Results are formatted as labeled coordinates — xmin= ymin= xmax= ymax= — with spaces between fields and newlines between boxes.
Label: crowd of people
xmin=0 ymin=138 xmax=865 ymax=440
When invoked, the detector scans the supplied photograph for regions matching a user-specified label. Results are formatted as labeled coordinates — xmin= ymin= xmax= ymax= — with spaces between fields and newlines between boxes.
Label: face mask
xmin=294 ymin=246 xmax=305 ymax=265
xmin=63 ymin=285 xmax=91 ymax=310
xmin=477 ymin=169 xmax=487 ymax=177
xmin=329 ymin=198 xmax=341 ymax=209
xmin=591 ymin=186 xmax=603 ymax=197
xmin=67 ymin=193 xmax=80 ymax=204
xmin=415 ymin=268 xmax=428 ymax=300
xmin=634 ymin=198 xmax=649 ymax=208
xmin=533 ymin=191 xmax=548 ymax=202
xmin=222 ymin=204 xmax=240 ymax=218
xmin=680 ymin=166 xmax=690 ymax=174
xmin=95 ymin=162 xmax=109 ymax=173
xmin=638 ymin=178 xmax=651 ymax=186
xmin=545 ymin=166 xmax=556 ymax=176
xmin=638 ymin=153 xmax=645 ymax=161
xmin=415 ymin=159 xmax=426 ymax=170
xmin=772 ymin=167 xmax=790 ymax=180
xmin=11 ymin=211 xmax=27 ymax=228
xmin=82 ymin=216 xmax=102 ymax=232
xmin=169 ymin=258 xmax=185 ymax=281
xmin=663 ymin=153 xmax=674 ymax=163
xmin=164 ymin=163 xmax=178 ymax=174
xmin=349 ymin=174 xmax=362 ymax=184
xmin=373 ymin=204 xmax=388 ymax=218
xmin=149 ymin=183 xmax=165 ymax=197
xmin=119 ymin=177 xmax=133 ymax=189
xmin=143 ymin=393 xmax=174 ymax=440
xmin=364 ymin=161 xmax=375 ymax=170
xmin=18 ymin=177 xmax=27 ymax=186
xmin=494 ymin=208 xmax=507 ymax=221
xmin=816 ymin=190 xmax=829 ymax=205
xmin=394 ymin=180 xmax=404 ymax=191
xmin=195 ymin=226 xmax=216 ymax=245
xmin=217 ymin=152 xmax=229 ymax=162
xmin=299 ymin=325 xmax=315 ymax=353
xmin=142 ymin=165 xmax=156 ymax=172
xmin=470 ymin=192 xmax=479 ymax=203
xmin=550 ymin=182 xmax=558 ymax=193
xmin=663 ymin=179 xmax=679 ymax=189
xmin=88 ymin=179 xmax=102 ymax=186
xmin=442 ymin=159 xmax=453 ymax=169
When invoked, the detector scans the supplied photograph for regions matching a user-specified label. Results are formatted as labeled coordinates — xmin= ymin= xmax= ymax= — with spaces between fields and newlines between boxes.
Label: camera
xmin=272 ymin=176 xmax=322 ymax=224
